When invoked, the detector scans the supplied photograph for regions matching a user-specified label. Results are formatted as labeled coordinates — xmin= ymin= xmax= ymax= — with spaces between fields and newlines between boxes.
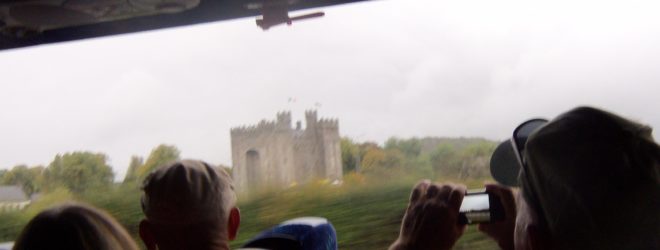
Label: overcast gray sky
xmin=1 ymin=0 xmax=659 ymax=181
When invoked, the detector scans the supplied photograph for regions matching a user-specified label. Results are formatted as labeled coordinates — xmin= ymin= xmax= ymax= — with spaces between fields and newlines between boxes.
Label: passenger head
xmin=13 ymin=203 xmax=139 ymax=250
xmin=516 ymin=107 xmax=660 ymax=249
xmin=139 ymin=159 xmax=240 ymax=250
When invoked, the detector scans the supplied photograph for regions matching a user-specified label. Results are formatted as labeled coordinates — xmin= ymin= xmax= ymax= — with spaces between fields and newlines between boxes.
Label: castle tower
xmin=230 ymin=111 xmax=342 ymax=194
xmin=305 ymin=110 xmax=318 ymax=128
xmin=276 ymin=111 xmax=292 ymax=129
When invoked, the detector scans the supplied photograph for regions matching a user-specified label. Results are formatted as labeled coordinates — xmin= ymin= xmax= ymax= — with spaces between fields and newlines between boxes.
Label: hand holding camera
xmin=390 ymin=180 xmax=467 ymax=250
xmin=392 ymin=181 xmax=517 ymax=250
xmin=475 ymin=184 xmax=517 ymax=250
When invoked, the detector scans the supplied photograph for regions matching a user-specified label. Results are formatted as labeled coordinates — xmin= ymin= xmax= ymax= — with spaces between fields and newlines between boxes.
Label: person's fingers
xmin=421 ymin=200 xmax=442 ymax=223
xmin=485 ymin=183 xmax=516 ymax=216
xmin=402 ymin=202 xmax=424 ymax=234
xmin=477 ymin=223 xmax=497 ymax=237
xmin=484 ymin=183 xmax=501 ymax=195
xmin=436 ymin=184 xmax=453 ymax=201
xmin=477 ymin=223 xmax=496 ymax=231
xmin=500 ymin=189 xmax=516 ymax=217
xmin=426 ymin=184 xmax=440 ymax=199
xmin=448 ymin=184 xmax=466 ymax=211
xmin=410 ymin=180 xmax=431 ymax=203
xmin=459 ymin=224 xmax=468 ymax=234
xmin=477 ymin=222 xmax=491 ymax=233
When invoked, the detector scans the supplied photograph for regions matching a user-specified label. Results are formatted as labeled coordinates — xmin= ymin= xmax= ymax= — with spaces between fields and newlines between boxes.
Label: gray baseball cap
xmin=489 ymin=106 xmax=660 ymax=248
xmin=490 ymin=118 xmax=548 ymax=187
xmin=141 ymin=159 xmax=235 ymax=225
xmin=489 ymin=107 xmax=658 ymax=188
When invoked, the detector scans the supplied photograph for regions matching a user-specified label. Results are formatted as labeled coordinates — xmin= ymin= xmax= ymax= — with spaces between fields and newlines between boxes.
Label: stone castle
xmin=230 ymin=111 xmax=342 ymax=193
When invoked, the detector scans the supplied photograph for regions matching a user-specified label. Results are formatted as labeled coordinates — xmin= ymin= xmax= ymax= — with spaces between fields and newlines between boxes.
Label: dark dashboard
xmin=0 ymin=0 xmax=368 ymax=50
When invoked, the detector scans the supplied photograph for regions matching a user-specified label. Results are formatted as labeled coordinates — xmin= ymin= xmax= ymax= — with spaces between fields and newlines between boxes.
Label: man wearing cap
xmin=138 ymin=160 xmax=241 ymax=250
xmin=390 ymin=107 xmax=659 ymax=250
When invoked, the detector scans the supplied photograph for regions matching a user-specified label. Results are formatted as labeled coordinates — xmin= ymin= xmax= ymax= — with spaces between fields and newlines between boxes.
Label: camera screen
xmin=459 ymin=193 xmax=490 ymax=212
xmin=459 ymin=193 xmax=491 ymax=224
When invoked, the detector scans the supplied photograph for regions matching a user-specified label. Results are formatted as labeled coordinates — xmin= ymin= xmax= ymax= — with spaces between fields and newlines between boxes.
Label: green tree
xmin=385 ymin=137 xmax=422 ymax=158
xmin=358 ymin=145 xmax=405 ymax=171
xmin=429 ymin=141 xmax=497 ymax=180
xmin=360 ymin=147 xmax=386 ymax=172
xmin=382 ymin=149 xmax=405 ymax=169
xmin=429 ymin=143 xmax=460 ymax=178
xmin=340 ymin=138 xmax=359 ymax=173
xmin=123 ymin=156 xmax=143 ymax=183
xmin=136 ymin=144 xmax=180 ymax=178
xmin=42 ymin=152 xmax=114 ymax=194
xmin=455 ymin=142 xmax=497 ymax=179
xmin=1 ymin=165 xmax=44 ymax=196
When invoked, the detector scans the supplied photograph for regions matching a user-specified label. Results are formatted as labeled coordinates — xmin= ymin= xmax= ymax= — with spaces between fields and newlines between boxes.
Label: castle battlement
xmin=230 ymin=120 xmax=278 ymax=135
xmin=304 ymin=110 xmax=317 ymax=116
xmin=276 ymin=111 xmax=292 ymax=124
xmin=232 ymin=110 xmax=338 ymax=135
xmin=318 ymin=118 xmax=339 ymax=128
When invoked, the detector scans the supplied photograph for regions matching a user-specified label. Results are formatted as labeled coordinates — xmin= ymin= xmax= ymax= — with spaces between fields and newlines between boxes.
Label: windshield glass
xmin=1 ymin=0 xmax=658 ymax=249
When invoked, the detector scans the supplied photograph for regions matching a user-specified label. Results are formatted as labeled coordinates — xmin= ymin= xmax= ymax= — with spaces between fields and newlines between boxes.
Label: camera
xmin=458 ymin=190 xmax=505 ymax=225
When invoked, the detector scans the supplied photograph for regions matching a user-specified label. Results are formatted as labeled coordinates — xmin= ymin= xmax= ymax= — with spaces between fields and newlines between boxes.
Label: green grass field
xmin=230 ymin=180 xmax=498 ymax=249
xmin=1 ymin=177 xmax=498 ymax=249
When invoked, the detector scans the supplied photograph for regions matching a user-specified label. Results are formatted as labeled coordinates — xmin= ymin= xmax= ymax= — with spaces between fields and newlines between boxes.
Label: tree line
xmin=340 ymin=137 xmax=498 ymax=181
xmin=0 ymin=144 xmax=181 ymax=197
xmin=1 ymin=137 xmax=499 ymax=198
